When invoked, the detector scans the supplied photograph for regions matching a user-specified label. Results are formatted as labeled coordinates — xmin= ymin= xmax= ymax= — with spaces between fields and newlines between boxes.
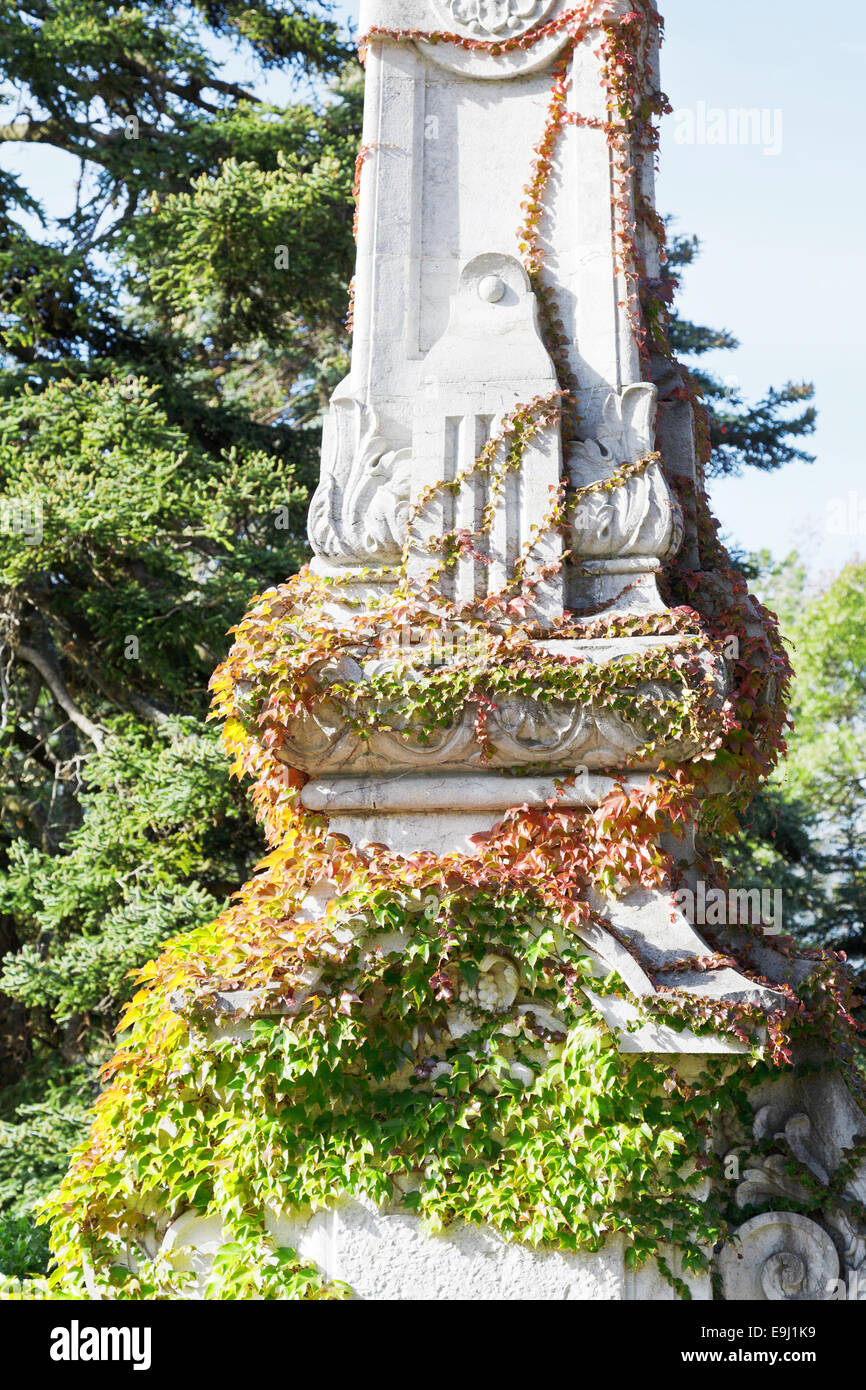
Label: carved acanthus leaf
xmin=733 ymin=1111 xmax=831 ymax=1210
xmin=570 ymin=383 xmax=658 ymax=476
xmin=569 ymin=462 xmax=684 ymax=562
xmin=308 ymin=391 xmax=411 ymax=567
xmin=722 ymin=1104 xmax=866 ymax=1300
xmin=567 ymin=384 xmax=683 ymax=564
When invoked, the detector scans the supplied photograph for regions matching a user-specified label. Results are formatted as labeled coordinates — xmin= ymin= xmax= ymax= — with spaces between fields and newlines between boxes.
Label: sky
xmin=2 ymin=0 xmax=863 ymax=580
xmin=656 ymin=0 xmax=866 ymax=580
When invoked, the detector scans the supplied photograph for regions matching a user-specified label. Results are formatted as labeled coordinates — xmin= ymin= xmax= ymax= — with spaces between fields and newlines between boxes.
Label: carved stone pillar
xmin=297 ymin=0 xmax=776 ymax=1047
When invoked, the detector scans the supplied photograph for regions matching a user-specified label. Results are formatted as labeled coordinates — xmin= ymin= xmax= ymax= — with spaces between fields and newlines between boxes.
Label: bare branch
xmin=12 ymin=644 xmax=106 ymax=751
xmin=5 ymin=724 xmax=58 ymax=774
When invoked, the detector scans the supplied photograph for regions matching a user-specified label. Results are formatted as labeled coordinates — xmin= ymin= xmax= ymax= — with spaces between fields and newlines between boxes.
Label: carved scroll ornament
xmin=568 ymin=383 xmax=684 ymax=564
xmin=720 ymin=1104 xmax=866 ymax=1301
xmin=307 ymin=390 xmax=412 ymax=568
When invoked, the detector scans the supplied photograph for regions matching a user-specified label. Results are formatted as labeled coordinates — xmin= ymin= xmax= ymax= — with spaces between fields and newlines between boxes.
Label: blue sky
xmin=3 ymin=1 xmax=862 ymax=578
xmin=656 ymin=0 xmax=866 ymax=578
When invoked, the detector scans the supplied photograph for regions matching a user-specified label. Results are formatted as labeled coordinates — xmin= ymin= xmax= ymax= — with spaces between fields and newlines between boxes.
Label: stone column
xmin=301 ymin=4 xmax=781 ymax=1066
xmin=243 ymin=0 xmax=790 ymax=1298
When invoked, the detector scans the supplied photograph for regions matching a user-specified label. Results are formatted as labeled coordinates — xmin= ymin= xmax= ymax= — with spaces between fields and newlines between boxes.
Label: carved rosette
xmin=432 ymin=0 xmax=557 ymax=38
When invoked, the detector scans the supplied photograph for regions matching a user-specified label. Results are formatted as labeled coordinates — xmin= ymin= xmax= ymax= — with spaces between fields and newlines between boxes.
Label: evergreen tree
xmin=719 ymin=555 xmax=866 ymax=966
xmin=0 ymin=0 xmax=359 ymax=1275
xmin=665 ymin=232 xmax=817 ymax=477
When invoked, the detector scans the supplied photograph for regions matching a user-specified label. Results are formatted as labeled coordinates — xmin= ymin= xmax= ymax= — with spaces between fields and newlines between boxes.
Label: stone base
xmin=159 ymin=1200 xmax=711 ymax=1301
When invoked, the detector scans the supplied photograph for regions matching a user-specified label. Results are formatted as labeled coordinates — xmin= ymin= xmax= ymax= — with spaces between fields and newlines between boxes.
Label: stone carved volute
xmin=307 ymin=389 xmax=412 ymax=569
xmin=719 ymin=1212 xmax=840 ymax=1302
xmin=571 ymin=382 xmax=658 ymax=474
xmin=568 ymin=384 xmax=683 ymax=564
xmin=719 ymin=1102 xmax=866 ymax=1301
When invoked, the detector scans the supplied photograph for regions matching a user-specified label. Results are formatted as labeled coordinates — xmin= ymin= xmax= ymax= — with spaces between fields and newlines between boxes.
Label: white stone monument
xmin=55 ymin=0 xmax=866 ymax=1304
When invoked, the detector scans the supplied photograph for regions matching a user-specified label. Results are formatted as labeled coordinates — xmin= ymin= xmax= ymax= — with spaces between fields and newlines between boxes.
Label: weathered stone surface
xmin=268 ymin=636 xmax=728 ymax=778
xmin=157 ymin=1201 xmax=711 ymax=1301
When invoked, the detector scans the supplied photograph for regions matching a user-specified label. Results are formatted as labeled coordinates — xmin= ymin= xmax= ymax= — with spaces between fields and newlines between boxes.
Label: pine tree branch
xmin=5 ymin=725 xmax=58 ymax=774
xmin=117 ymin=53 xmax=260 ymax=109
xmin=11 ymin=644 xmax=105 ymax=751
